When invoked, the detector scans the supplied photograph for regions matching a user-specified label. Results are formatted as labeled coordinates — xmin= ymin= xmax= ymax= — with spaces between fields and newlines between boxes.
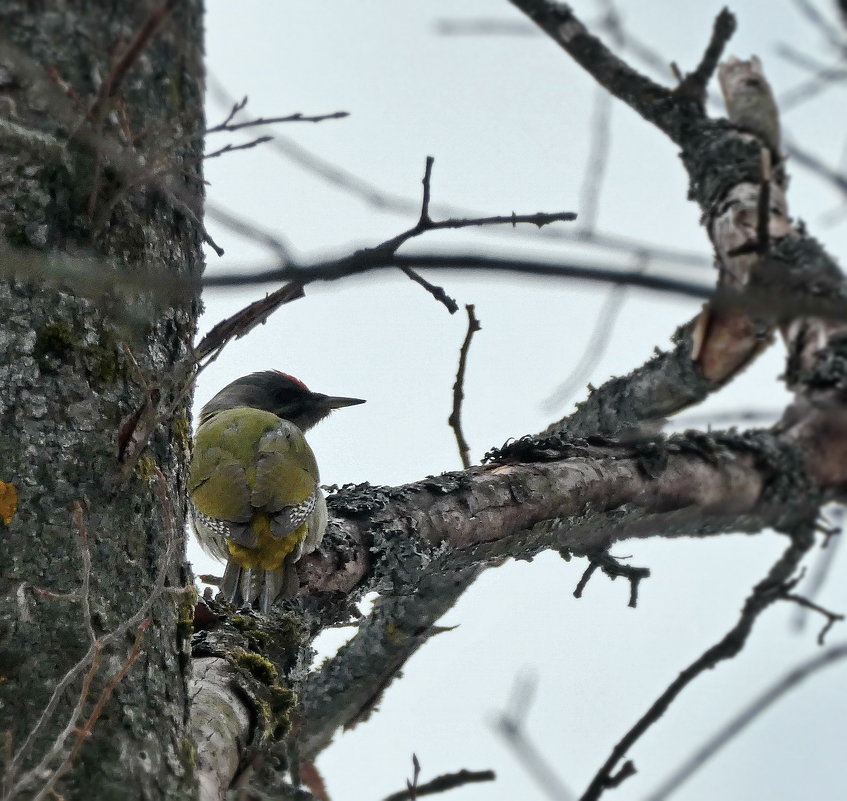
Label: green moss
xmin=273 ymin=613 xmax=306 ymax=651
xmin=176 ymin=593 xmax=196 ymax=642
xmin=172 ymin=409 xmax=192 ymax=452
xmin=230 ymin=615 xmax=272 ymax=648
xmin=268 ymin=685 xmax=296 ymax=735
xmin=86 ymin=330 xmax=126 ymax=385
xmin=230 ymin=647 xmax=299 ymax=738
xmin=34 ymin=322 xmax=78 ymax=368
xmin=176 ymin=619 xmax=193 ymax=642
xmin=180 ymin=736 xmax=197 ymax=770
xmin=385 ymin=622 xmax=406 ymax=646
xmin=33 ymin=321 xmax=127 ymax=385
xmin=268 ymin=685 xmax=295 ymax=714
xmin=233 ymin=651 xmax=278 ymax=685
xmin=136 ymin=455 xmax=157 ymax=483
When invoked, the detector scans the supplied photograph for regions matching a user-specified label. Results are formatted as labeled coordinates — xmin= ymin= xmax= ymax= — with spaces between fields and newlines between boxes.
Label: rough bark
xmin=1 ymin=3 xmax=844 ymax=800
xmin=0 ymin=3 xmax=204 ymax=800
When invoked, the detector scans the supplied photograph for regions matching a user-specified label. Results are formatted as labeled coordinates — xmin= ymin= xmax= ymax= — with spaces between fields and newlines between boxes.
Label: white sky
xmin=195 ymin=3 xmax=847 ymax=800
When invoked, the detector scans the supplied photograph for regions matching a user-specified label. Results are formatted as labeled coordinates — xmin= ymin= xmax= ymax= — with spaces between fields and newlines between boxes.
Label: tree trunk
xmin=0 ymin=3 xmax=204 ymax=799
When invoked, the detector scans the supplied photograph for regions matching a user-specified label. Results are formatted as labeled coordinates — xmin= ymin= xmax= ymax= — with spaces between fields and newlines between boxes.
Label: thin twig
xmin=70 ymin=503 xmax=96 ymax=647
xmin=7 ymin=467 xmax=181 ymax=799
xmin=206 ymin=74 xmax=711 ymax=271
xmin=572 ymin=550 xmax=651 ymax=608
xmin=419 ymin=156 xmax=434 ymax=225
xmin=31 ymin=621 xmax=150 ymax=801
xmin=205 ymin=201 xmax=291 ymax=260
xmin=493 ymin=675 xmax=576 ymax=801
xmin=372 ymin=156 xmax=576 ymax=259
xmin=407 ymin=754 xmax=421 ymax=801
xmin=644 ymin=642 xmax=847 ymax=801
xmin=543 ymin=282 xmax=628 ymax=413
xmin=382 ymin=769 xmax=496 ymax=801
xmin=193 ymin=282 xmax=305 ymax=364
xmin=676 ymin=9 xmax=737 ymax=102
xmin=206 ymin=110 xmax=349 ymax=134
xmin=390 ymin=156 xmax=571 ymax=310
xmin=87 ymin=0 xmax=180 ymax=120
xmin=792 ymin=511 xmax=843 ymax=632
xmin=781 ymin=593 xmax=844 ymax=645
xmin=578 ymin=530 xmax=814 ymax=801
xmin=204 ymin=136 xmax=272 ymax=159
xmin=448 ymin=305 xmax=481 ymax=469
xmin=399 ymin=267 xmax=458 ymax=314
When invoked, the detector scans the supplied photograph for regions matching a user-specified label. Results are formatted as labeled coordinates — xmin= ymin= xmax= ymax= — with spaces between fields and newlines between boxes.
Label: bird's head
xmin=199 ymin=370 xmax=365 ymax=431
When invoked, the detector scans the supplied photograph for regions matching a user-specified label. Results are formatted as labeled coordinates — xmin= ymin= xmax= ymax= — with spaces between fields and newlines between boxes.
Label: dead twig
xmin=31 ymin=621 xmax=150 ymax=801
xmin=572 ymin=551 xmax=650 ymax=608
xmin=408 ymin=754 xmax=421 ymax=801
xmin=204 ymin=136 xmax=272 ymax=160
xmin=6 ymin=467 xmax=181 ymax=800
xmin=493 ymin=674 xmax=576 ymax=801
xmin=399 ymin=267 xmax=459 ymax=314
xmin=780 ymin=593 xmax=844 ymax=645
xmin=87 ymin=0 xmax=181 ymax=121
xmin=383 ymin=768 xmax=495 ymax=801
xmin=644 ymin=641 xmax=847 ymax=801
xmin=578 ymin=530 xmax=814 ymax=801
xmin=206 ymin=108 xmax=349 ymax=134
xmin=675 ymin=8 xmax=737 ymax=102
xmin=448 ymin=305 xmax=482 ymax=469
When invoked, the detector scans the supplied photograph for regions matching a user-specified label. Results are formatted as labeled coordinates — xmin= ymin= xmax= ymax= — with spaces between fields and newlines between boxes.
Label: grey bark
xmin=0 ymin=3 xmax=204 ymax=800
xmin=0 ymin=3 xmax=843 ymax=801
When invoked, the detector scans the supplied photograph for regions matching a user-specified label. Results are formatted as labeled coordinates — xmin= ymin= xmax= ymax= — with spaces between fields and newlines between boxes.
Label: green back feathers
xmin=190 ymin=407 xmax=319 ymax=523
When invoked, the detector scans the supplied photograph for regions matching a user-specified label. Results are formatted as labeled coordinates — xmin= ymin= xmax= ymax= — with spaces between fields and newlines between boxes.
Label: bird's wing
xmin=189 ymin=446 xmax=252 ymax=524
xmin=253 ymin=423 xmax=319 ymax=511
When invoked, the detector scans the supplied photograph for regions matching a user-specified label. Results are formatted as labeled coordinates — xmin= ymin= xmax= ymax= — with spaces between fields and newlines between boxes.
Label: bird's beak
xmin=321 ymin=394 xmax=366 ymax=410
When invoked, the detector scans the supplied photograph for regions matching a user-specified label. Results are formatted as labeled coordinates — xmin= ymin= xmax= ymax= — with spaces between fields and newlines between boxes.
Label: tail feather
xmin=221 ymin=559 xmax=298 ymax=613
xmin=221 ymin=560 xmax=244 ymax=606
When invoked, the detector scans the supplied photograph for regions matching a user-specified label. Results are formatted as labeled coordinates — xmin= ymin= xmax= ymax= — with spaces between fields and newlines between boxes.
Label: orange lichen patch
xmin=0 ymin=481 xmax=17 ymax=525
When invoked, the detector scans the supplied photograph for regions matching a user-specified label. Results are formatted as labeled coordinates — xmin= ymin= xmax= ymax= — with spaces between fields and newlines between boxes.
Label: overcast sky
xmin=195 ymin=3 xmax=847 ymax=800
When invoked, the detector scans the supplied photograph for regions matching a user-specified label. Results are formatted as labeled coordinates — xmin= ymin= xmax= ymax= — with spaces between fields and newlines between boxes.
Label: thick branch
xmin=291 ymin=428 xmax=821 ymax=760
xmin=507 ymin=0 xmax=701 ymax=140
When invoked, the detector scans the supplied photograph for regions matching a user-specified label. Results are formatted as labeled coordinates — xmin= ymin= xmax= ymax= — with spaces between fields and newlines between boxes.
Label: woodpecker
xmin=189 ymin=371 xmax=365 ymax=613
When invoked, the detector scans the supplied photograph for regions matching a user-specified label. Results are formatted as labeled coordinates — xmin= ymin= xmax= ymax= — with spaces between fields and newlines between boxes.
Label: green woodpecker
xmin=189 ymin=371 xmax=364 ymax=613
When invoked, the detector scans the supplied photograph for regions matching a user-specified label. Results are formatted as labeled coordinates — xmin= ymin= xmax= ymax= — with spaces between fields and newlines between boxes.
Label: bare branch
xmin=578 ymin=530 xmax=815 ymax=801
xmin=383 ymin=768 xmax=496 ymax=801
xmin=507 ymin=1 xmax=689 ymax=140
xmin=448 ymin=305 xmax=482 ymax=469
xmin=572 ymin=550 xmax=651 ymax=608
xmin=676 ymin=9 xmax=737 ymax=102
xmin=398 ymin=267 xmax=459 ymax=314
xmin=206 ymin=76 xmax=712 ymax=271
xmin=494 ymin=674 xmax=577 ymax=801
xmin=193 ymin=282 xmax=305 ymax=364
xmin=203 ymin=252 xmax=712 ymax=299
xmin=206 ymin=110 xmax=349 ymax=134
xmin=644 ymin=642 xmax=847 ymax=801
xmin=542 ymin=281 xmax=629 ymax=413
xmin=204 ymin=135 xmax=272 ymax=160
xmin=780 ymin=593 xmax=844 ymax=644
